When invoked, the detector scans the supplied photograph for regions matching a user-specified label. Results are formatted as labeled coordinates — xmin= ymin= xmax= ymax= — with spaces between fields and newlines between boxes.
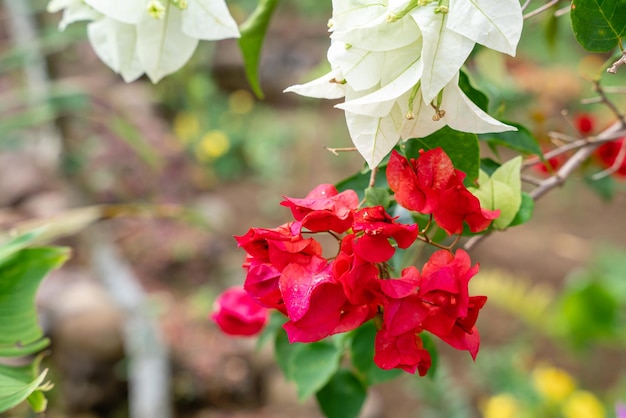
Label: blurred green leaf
xmin=571 ymin=0 xmax=626 ymax=52
xmin=316 ymin=369 xmax=366 ymax=418
xmin=421 ymin=333 xmax=439 ymax=379
xmin=405 ymin=126 xmax=480 ymax=185
xmin=274 ymin=329 xmax=304 ymax=381
xmin=238 ymin=0 xmax=280 ymax=99
xmin=508 ymin=192 xmax=535 ymax=227
xmin=0 ymin=365 xmax=49 ymax=414
xmin=257 ymin=311 xmax=286 ymax=349
xmin=479 ymin=122 xmax=542 ymax=156
xmin=364 ymin=187 xmax=391 ymax=209
xmin=336 ymin=165 xmax=389 ymax=200
xmin=289 ymin=341 xmax=342 ymax=400
xmin=458 ymin=71 xmax=488 ymax=112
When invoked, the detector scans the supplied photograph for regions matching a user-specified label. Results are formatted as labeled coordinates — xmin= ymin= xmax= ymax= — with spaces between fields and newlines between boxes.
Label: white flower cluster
xmin=286 ymin=0 xmax=523 ymax=168
xmin=47 ymin=0 xmax=240 ymax=83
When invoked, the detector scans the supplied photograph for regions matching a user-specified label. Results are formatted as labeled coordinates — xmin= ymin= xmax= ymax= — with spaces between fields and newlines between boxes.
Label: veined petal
xmin=400 ymin=73 xmax=515 ymax=139
xmin=331 ymin=12 xmax=420 ymax=52
xmin=136 ymin=5 xmax=198 ymax=83
xmin=380 ymin=38 xmax=422 ymax=85
xmin=411 ymin=7 xmax=474 ymax=103
xmin=345 ymin=100 xmax=404 ymax=168
xmin=328 ymin=41 xmax=384 ymax=91
xmin=84 ymin=0 xmax=144 ymax=24
xmin=59 ymin=4 xmax=100 ymax=30
xmin=447 ymin=0 xmax=522 ymax=56
xmin=182 ymin=0 xmax=240 ymax=40
xmin=338 ymin=58 xmax=421 ymax=117
xmin=284 ymin=68 xmax=346 ymax=99
xmin=87 ymin=18 xmax=144 ymax=83
xmin=330 ymin=0 xmax=387 ymax=30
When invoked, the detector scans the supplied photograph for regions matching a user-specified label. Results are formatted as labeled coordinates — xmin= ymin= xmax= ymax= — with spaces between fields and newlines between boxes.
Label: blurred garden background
xmin=1 ymin=0 xmax=626 ymax=417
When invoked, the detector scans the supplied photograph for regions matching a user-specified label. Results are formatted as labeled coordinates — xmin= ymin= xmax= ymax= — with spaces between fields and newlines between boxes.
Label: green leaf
xmin=335 ymin=165 xmax=389 ymax=200
xmin=458 ymin=71 xmax=488 ymax=112
xmin=257 ymin=311 xmax=286 ymax=350
xmin=364 ymin=187 xmax=391 ymax=209
xmin=238 ymin=0 xmax=280 ymax=99
xmin=316 ymin=370 xmax=366 ymax=418
xmin=470 ymin=157 xmax=522 ymax=230
xmin=274 ymin=329 xmax=304 ymax=381
xmin=0 ymin=365 xmax=49 ymax=413
xmin=0 ymin=247 xmax=69 ymax=357
xmin=404 ymin=126 xmax=480 ymax=185
xmin=584 ymin=169 xmax=617 ymax=201
xmin=571 ymin=0 xmax=626 ymax=52
xmin=421 ymin=333 xmax=439 ymax=379
xmin=350 ymin=321 xmax=402 ymax=385
xmin=508 ymin=192 xmax=535 ymax=227
xmin=479 ymin=122 xmax=542 ymax=156
xmin=480 ymin=158 xmax=501 ymax=176
xmin=289 ymin=341 xmax=342 ymax=400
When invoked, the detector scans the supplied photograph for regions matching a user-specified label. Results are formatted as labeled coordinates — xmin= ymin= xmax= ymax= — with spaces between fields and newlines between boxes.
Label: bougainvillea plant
xmin=3 ymin=0 xmax=625 ymax=415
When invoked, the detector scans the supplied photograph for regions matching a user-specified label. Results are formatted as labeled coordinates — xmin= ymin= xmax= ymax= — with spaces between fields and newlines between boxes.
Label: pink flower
xmin=211 ymin=286 xmax=268 ymax=336
xmin=374 ymin=328 xmax=431 ymax=375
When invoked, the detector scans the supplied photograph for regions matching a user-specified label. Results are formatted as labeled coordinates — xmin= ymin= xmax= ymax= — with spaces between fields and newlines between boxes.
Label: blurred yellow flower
xmin=482 ymin=394 xmax=519 ymax=418
xmin=229 ymin=89 xmax=254 ymax=115
xmin=173 ymin=112 xmax=201 ymax=144
xmin=533 ymin=366 xmax=576 ymax=402
xmin=562 ymin=390 xmax=606 ymax=418
xmin=196 ymin=130 xmax=230 ymax=161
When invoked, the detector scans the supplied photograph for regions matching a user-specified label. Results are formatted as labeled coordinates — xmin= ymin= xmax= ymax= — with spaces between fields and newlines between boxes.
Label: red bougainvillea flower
xmin=211 ymin=286 xmax=269 ymax=336
xmin=374 ymin=328 xmax=431 ymax=375
xmin=351 ymin=206 xmax=419 ymax=263
xmin=419 ymin=250 xmax=485 ymax=359
xmin=280 ymin=258 xmax=373 ymax=343
xmin=333 ymin=234 xmax=383 ymax=306
xmin=596 ymin=138 xmax=626 ymax=177
xmin=379 ymin=267 xmax=429 ymax=337
xmin=574 ymin=113 xmax=595 ymax=135
xmin=281 ymin=184 xmax=359 ymax=233
xmin=387 ymin=149 xmax=498 ymax=235
xmin=533 ymin=151 xmax=565 ymax=175
xmin=235 ymin=222 xmax=322 ymax=311
xmin=435 ymin=173 xmax=500 ymax=235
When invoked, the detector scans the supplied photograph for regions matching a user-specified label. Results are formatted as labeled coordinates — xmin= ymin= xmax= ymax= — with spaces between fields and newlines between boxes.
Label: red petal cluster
xmin=387 ymin=149 xmax=499 ymax=234
xmin=596 ymin=137 xmax=626 ymax=177
xmin=211 ymin=286 xmax=269 ymax=336
xmin=220 ymin=179 xmax=488 ymax=376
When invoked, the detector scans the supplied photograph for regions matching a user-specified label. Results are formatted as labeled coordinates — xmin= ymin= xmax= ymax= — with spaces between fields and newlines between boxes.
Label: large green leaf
xmin=289 ymin=341 xmax=342 ymax=400
xmin=316 ymin=369 xmax=366 ymax=418
xmin=404 ymin=126 xmax=480 ymax=185
xmin=0 ymin=243 xmax=68 ymax=413
xmin=571 ymin=0 xmax=626 ymax=52
xmin=238 ymin=0 xmax=280 ymax=99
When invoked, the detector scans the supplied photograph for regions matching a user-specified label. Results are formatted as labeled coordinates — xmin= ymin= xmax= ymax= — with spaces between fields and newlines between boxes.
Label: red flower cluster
xmin=387 ymin=149 xmax=499 ymax=234
xmin=596 ymin=137 xmax=626 ymax=177
xmin=212 ymin=165 xmax=490 ymax=375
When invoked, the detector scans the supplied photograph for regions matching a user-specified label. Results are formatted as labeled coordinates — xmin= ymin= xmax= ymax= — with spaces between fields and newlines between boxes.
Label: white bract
xmin=48 ymin=0 xmax=240 ymax=83
xmin=286 ymin=0 xmax=523 ymax=168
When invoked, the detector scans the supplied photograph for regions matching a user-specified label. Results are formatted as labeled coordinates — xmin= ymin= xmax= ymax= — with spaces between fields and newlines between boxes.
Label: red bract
xmin=211 ymin=286 xmax=268 ymax=336
xmin=333 ymin=235 xmax=383 ymax=306
xmin=419 ymin=250 xmax=485 ymax=359
xmin=575 ymin=113 xmax=595 ymax=135
xmin=374 ymin=329 xmax=431 ymax=375
xmin=281 ymin=259 xmax=372 ymax=343
xmin=387 ymin=149 xmax=498 ymax=235
xmin=596 ymin=138 xmax=626 ymax=177
xmin=281 ymin=184 xmax=359 ymax=233
xmin=352 ymin=206 xmax=418 ymax=263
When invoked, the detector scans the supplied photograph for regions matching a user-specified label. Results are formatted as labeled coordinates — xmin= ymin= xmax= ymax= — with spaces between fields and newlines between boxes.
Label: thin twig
xmin=324 ymin=146 xmax=357 ymax=156
xmin=368 ymin=167 xmax=378 ymax=188
xmin=523 ymin=0 xmax=560 ymax=19
xmin=521 ymin=174 xmax=543 ymax=186
xmin=521 ymin=0 xmax=533 ymax=12
xmin=554 ymin=5 xmax=570 ymax=17
xmin=593 ymin=79 xmax=626 ymax=126
xmin=607 ymin=51 xmax=626 ymax=74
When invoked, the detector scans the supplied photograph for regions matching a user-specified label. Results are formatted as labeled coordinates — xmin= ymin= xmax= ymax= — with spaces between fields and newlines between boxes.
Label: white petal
xmin=337 ymin=57 xmax=421 ymax=117
xmin=330 ymin=0 xmax=387 ymax=30
xmin=47 ymin=0 xmax=77 ymax=13
xmin=443 ymin=76 xmax=515 ymax=134
xmin=284 ymin=68 xmax=346 ymax=99
xmin=447 ymin=0 xmax=523 ymax=56
xmin=345 ymin=88 xmax=404 ymax=168
xmin=136 ymin=5 xmax=198 ymax=83
xmin=411 ymin=7 xmax=474 ymax=103
xmin=331 ymin=12 xmax=420 ymax=51
xmin=182 ymin=0 xmax=240 ymax=40
xmin=328 ymin=41 xmax=383 ymax=91
xmin=87 ymin=18 xmax=144 ymax=82
xmin=399 ymin=89 xmax=446 ymax=139
xmin=84 ymin=0 xmax=144 ymax=24
xmin=59 ymin=4 xmax=100 ymax=30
